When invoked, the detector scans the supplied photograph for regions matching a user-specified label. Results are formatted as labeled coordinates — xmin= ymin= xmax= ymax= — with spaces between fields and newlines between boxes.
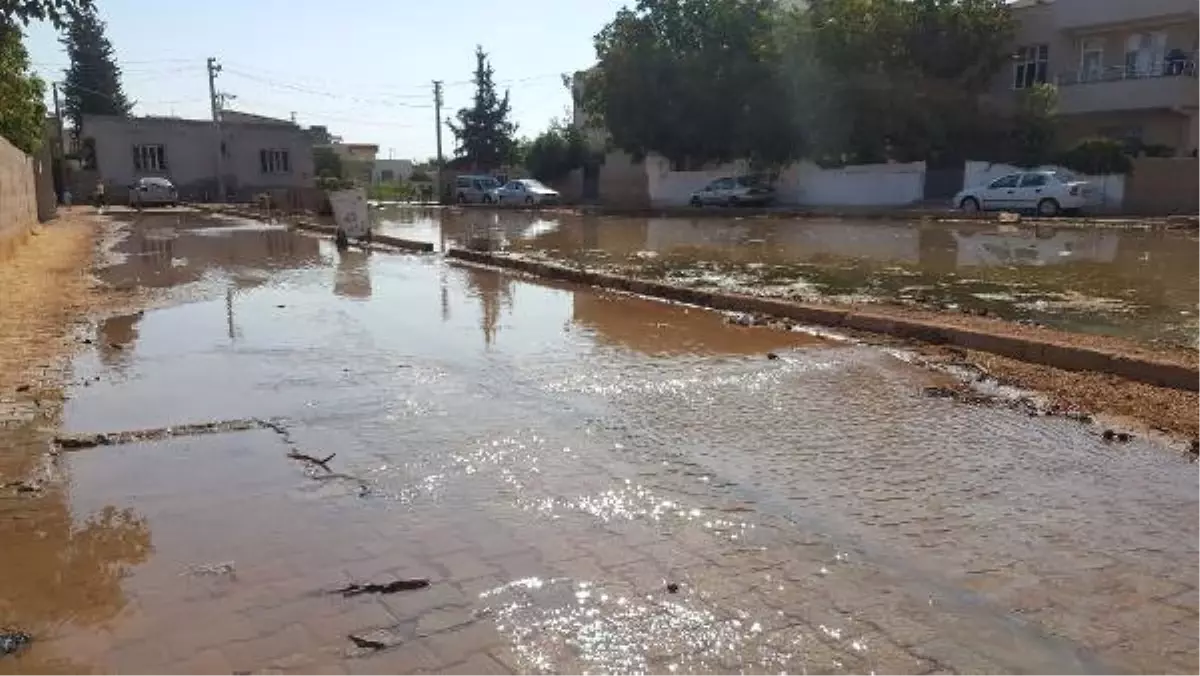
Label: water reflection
xmin=333 ymin=250 xmax=372 ymax=300
xmin=377 ymin=208 xmax=1198 ymax=346
xmin=97 ymin=312 xmax=142 ymax=370
xmin=102 ymin=214 xmax=321 ymax=291
xmin=462 ymin=266 xmax=514 ymax=347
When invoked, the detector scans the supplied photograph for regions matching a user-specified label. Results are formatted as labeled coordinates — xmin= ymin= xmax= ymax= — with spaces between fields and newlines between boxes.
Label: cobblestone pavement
xmin=1 ymin=212 xmax=1195 ymax=675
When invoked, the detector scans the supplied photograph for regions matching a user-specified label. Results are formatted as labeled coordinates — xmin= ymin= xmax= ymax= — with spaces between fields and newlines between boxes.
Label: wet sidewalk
xmin=0 ymin=211 xmax=1196 ymax=674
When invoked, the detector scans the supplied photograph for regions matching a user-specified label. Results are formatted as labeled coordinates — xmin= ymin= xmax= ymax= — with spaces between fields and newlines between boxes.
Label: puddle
xmin=374 ymin=207 xmax=1199 ymax=347
xmin=0 ymin=209 xmax=1195 ymax=674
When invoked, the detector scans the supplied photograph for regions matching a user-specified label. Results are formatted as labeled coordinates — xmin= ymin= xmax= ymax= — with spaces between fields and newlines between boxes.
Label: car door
xmin=982 ymin=174 xmax=1020 ymax=210
xmin=1015 ymin=172 xmax=1050 ymax=210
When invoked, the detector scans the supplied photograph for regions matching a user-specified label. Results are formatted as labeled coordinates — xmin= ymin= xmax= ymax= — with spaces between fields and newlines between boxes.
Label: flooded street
xmin=1 ymin=210 xmax=1197 ymax=674
xmin=375 ymin=206 xmax=1200 ymax=348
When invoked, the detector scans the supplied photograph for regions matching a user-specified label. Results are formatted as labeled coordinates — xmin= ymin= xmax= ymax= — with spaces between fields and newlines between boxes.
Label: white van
xmin=454 ymin=175 xmax=501 ymax=204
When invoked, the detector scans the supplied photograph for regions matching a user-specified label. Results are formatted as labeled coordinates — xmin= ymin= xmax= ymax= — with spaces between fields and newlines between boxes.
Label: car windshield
xmin=519 ymin=179 xmax=550 ymax=191
xmin=1050 ymin=170 xmax=1077 ymax=183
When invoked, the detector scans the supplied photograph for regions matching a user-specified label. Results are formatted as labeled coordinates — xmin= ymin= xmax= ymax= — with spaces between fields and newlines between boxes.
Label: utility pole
xmin=432 ymin=80 xmax=444 ymax=168
xmin=207 ymin=57 xmax=225 ymax=202
xmin=51 ymin=83 xmax=67 ymax=203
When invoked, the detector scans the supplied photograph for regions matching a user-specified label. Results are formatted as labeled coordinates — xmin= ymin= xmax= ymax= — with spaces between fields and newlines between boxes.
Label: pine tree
xmin=0 ymin=19 xmax=46 ymax=154
xmin=447 ymin=46 xmax=517 ymax=170
xmin=60 ymin=5 xmax=130 ymax=132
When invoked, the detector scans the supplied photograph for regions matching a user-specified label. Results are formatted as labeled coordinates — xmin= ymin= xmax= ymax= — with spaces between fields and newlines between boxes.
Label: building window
xmin=133 ymin=144 xmax=166 ymax=172
xmin=380 ymin=169 xmax=394 ymax=182
xmin=1079 ymin=37 xmax=1105 ymax=82
xmin=260 ymin=149 xmax=291 ymax=174
xmin=1013 ymin=44 xmax=1048 ymax=89
xmin=1125 ymin=32 xmax=1166 ymax=76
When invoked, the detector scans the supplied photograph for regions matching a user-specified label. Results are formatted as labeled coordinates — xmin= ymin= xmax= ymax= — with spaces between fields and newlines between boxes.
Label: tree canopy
xmin=447 ymin=46 xmax=518 ymax=170
xmin=0 ymin=20 xmax=45 ymax=153
xmin=61 ymin=5 xmax=131 ymax=131
xmin=584 ymin=0 xmax=801 ymax=169
xmin=1 ymin=0 xmax=92 ymax=28
xmin=523 ymin=121 xmax=592 ymax=183
xmin=585 ymin=0 xmax=1018 ymax=167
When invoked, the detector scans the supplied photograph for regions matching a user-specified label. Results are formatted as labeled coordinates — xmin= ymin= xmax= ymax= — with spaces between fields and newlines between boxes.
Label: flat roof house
xmin=80 ymin=112 xmax=316 ymax=201
xmin=986 ymin=0 xmax=1198 ymax=155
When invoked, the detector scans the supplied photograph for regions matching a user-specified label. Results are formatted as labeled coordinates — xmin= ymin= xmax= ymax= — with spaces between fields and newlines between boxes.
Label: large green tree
xmin=523 ymin=119 xmax=590 ymax=182
xmin=797 ymin=0 xmax=1015 ymax=163
xmin=0 ymin=19 xmax=46 ymax=153
xmin=447 ymin=46 xmax=518 ymax=170
xmin=585 ymin=0 xmax=801 ymax=169
xmin=60 ymin=4 xmax=130 ymax=131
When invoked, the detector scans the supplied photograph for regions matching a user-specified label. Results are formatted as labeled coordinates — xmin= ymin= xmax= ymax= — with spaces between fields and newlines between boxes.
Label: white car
xmin=953 ymin=170 xmax=1092 ymax=216
xmin=128 ymin=177 xmax=178 ymax=208
xmin=689 ymin=176 xmax=776 ymax=207
xmin=490 ymin=179 xmax=560 ymax=206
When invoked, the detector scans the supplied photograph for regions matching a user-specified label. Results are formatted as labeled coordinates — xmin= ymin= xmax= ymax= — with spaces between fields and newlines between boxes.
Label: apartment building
xmin=990 ymin=0 xmax=1198 ymax=155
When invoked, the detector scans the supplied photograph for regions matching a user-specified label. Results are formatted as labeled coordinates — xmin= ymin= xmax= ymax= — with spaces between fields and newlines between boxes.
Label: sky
xmin=22 ymin=0 xmax=628 ymax=162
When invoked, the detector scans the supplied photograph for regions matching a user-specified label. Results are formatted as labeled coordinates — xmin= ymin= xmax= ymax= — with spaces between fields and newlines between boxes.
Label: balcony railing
xmin=1058 ymin=59 xmax=1197 ymax=86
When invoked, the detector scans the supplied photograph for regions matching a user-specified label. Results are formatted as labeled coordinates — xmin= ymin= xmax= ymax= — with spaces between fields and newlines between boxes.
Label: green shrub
xmin=1056 ymin=137 xmax=1132 ymax=175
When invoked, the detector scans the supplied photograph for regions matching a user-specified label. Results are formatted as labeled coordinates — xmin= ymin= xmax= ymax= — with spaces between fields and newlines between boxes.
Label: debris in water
xmin=286 ymin=450 xmax=336 ymax=472
xmin=1188 ymin=440 xmax=1199 ymax=458
xmin=15 ymin=384 xmax=29 ymax=393
xmin=332 ymin=579 xmax=430 ymax=597
xmin=347 ymin=627 xmax=407 ymax=650
xmin=922 ymin=386 xmax=957 ymax=398
xmin=0 ymin=631 xmax=31 ymax=656
xmin=276 ymin=304 xmax=286 ymax=309
xmin=182 ymin=561 xmax=236 ymax=577
xmin=1115 ymin=431 xmax=1131 ymax=443
xmin=1101 ymin=429 xmax=1131 ymax=443
xmin=666 ymin=582 xmax=680 ymax=594
xmin=766 ymin=352 xmax=780 ymax=361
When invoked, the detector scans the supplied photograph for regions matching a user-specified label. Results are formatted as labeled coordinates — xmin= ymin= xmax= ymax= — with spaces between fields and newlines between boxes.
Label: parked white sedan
xmin=954 ymin=170 xmax=1092 ymax=216
xmin=490 ymin=179 xmax=560 ymax=206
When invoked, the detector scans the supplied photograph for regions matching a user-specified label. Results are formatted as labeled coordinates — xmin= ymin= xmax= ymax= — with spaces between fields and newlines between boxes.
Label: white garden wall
xmin=644 ymin=154 xmax=926 ymax=207
xmin=964 ymin=160 xmax=1125 ymax=211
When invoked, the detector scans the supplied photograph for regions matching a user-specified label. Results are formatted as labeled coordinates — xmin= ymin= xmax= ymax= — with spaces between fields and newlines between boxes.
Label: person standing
xmin=93 ymin=179 xmax=106 ymax=212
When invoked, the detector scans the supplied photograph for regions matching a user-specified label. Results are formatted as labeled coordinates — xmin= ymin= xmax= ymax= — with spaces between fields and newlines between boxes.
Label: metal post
xmin=207 ymin=57 xmax=225 ymax=202
xmin=52 ymin=83 xmax=67 ymax=203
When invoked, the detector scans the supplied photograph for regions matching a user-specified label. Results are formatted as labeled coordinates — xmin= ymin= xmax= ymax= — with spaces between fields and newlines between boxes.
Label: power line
xmin=220 ymin=67 xmax=434 ymax=109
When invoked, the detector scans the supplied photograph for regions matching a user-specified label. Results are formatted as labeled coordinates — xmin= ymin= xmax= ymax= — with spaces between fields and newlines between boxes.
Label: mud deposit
xmin=0 ymin=210 xmax=1195 ymax=674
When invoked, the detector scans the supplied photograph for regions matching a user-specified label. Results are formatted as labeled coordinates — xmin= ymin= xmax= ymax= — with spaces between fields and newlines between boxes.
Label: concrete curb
xmin=446 ymin=248 xmax=1199 ymax=392
xmin=199 ymin=205 xmax=434 ymax=253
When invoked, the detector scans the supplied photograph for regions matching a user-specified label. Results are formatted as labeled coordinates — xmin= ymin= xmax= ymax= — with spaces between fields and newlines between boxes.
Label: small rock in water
xmin=666 ymin=582 xmax=680 ymax=594
xmin=1115 ymin=432 xmax=1132 ymax=443
xmin=1189 ymin=440 xmax=1199 ymax=457
xmin=922 ymin=386 xmax=957 ymax=399
xmin=1102 ymin=429 xmax=1116 ymax=441
xmin=15 ymin=384 xmax=29 ymax=393
xmin=766 ymin=352 xmax=780 ymax=361
xmin=0 ymin=631 xmax=31 ymax=656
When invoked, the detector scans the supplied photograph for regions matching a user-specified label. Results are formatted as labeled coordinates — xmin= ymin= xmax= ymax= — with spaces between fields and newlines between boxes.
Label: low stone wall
xmin=445 ymin=248 xmax=1198 ymax=392
xmin=0 ymin=136 xmax=39 ymax=260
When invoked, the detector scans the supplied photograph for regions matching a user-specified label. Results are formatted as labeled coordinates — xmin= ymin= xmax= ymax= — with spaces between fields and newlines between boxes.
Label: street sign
xmin=329 ymin=188 xmax=370 ymax=240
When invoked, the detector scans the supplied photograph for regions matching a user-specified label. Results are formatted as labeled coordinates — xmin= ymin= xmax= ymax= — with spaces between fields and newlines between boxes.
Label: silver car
xmin=689 ymin=176 xmax=775 ymax=207
xmin=490 ymin=179 xmax=560 ymax=206
xmin=129 ymin=177 xmax=178 ymax=208
xmin=454 ymin=175 xmax=501 ymax=204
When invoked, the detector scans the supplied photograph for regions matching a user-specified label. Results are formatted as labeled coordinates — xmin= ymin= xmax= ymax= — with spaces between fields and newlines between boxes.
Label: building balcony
xmin=1052 ymin=0 xmax=1198 ymax=32
xmin=1056 ymin=62 xmax=1198 ymax=114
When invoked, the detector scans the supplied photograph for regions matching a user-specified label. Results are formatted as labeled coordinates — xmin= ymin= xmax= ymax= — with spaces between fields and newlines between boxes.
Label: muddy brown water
xmin=0 ymin=209 xmax=1196 ymax=674
xmin=375 ymin=206 xmax=1200 ymax=348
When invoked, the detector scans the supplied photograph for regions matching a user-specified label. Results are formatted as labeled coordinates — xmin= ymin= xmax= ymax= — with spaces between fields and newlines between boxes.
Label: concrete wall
xmin=964 ymin=160 xmax=1126 ymax=210
xmin=1123 ymin=157 xmax=1199 ymax=215
xmin=596 ymin=150 xmax=650 ymax=207
xmin=82 ymin=115 xmax=315 ymax=201
xmin=644 ymin=156 xmax=926 ymax=208
xmin=0 ymin=135 xmax=40 ymax=258
xmin=777 ymin=161 xmax=926 ymax=207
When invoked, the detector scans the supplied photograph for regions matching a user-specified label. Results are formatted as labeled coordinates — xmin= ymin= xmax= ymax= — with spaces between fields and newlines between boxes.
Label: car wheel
xmin=525 ymin=196 xmax=534 ymax=205
xmin=483 ymin=194 xmax=494 ymax=204
xmin=959 ymin=197 xmax=980 ymax=213
xmin=727 ymin=196 xmax=739 ymax=207
xmin=689 ymin=196 xmax=702 ymax=208
xmin=457 ymin=193 xmax=467 ymax=204
xmin=1036 ymin=198 xmax=1060 ymax=217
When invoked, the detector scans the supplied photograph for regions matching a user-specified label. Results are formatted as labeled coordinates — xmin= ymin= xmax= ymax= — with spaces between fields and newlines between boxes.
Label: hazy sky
xmin=22 ymin=0 xmax=627 ymax=161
